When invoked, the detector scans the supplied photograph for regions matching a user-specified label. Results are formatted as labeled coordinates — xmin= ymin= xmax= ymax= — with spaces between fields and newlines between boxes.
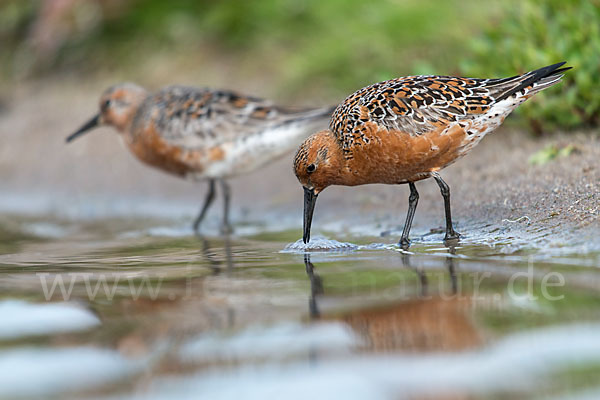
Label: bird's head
xmin=66 ymin=83 xmax=148 ymax=143
xmin=293 ymin=129 xmax=345 ymax=243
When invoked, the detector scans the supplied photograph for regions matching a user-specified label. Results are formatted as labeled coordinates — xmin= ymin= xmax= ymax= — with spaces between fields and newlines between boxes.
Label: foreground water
xmin=1 ymin=214 xmax=600 ymax=400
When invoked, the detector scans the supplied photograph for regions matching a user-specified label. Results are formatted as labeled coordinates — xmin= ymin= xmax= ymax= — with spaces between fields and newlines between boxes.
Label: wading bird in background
xmin=294 ymin=62 xmax=570 ymax=248
xmin=67 ymin=84 xmax=334 ymax=233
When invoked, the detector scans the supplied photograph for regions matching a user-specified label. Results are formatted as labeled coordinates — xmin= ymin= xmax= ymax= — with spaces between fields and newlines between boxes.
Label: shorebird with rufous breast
xmin=294 ymin=62 xmax=571 ymax=248
xmin=67 ymin=84 xmax=335 ymax=233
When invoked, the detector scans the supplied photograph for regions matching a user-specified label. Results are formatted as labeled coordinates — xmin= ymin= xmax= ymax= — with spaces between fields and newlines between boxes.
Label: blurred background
xmin=1 ymin=0 xmax=597 ymax=226
xmin=2 ymin=0 xmax=597 ymax=125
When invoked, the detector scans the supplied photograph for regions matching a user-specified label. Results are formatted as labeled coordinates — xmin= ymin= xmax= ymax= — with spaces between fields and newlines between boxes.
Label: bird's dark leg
xmin=432 ymin=173 xmax=460 ymax=241
xmin=193 ymin=179 xmax=216 ymax=234
xmin=399 ymin=182 xmax=419 ymax=250
xmin=219 ymin=179 xmax=233 ymax=234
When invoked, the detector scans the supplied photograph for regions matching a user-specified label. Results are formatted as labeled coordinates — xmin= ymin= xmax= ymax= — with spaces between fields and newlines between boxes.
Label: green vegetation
xmin=528 ymin=143 xmax=577 ymax=165
xmin=0 ymin=0 xmax=496 ymax=97
xmin=461 ymin=0 xmax=600 ymax=132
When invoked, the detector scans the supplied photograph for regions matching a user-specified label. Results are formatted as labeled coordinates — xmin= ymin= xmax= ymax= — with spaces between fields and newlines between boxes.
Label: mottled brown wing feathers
xmin=132 ymin=86 xmax=332 ymax=148
xmin=329 ymin=76 xmax=492 ymax=152
xmin=330 ymin=62 xmax=569 ymax=151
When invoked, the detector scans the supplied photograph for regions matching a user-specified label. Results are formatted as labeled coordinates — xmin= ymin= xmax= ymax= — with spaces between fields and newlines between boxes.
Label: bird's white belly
xmin=190 ymin=124 xmax=310 ymax=180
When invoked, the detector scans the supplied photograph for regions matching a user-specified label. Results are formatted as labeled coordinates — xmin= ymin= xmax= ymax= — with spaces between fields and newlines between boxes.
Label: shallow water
xmin=1 ymin=213 xmax=600 ymax=400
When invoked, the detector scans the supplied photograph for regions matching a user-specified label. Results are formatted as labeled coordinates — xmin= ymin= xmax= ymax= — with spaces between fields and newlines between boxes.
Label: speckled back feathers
xmin=131 ymin=86 xmax=334 ymax=149
xmin=329 ymin=63 xmax=570 ymax=157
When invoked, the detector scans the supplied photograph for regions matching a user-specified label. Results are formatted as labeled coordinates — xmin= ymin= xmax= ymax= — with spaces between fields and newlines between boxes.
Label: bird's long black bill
xmin=66 ymin=115 xmax=100 ymax=143
xmin=303 ymin=187 xmax=317 ymax=244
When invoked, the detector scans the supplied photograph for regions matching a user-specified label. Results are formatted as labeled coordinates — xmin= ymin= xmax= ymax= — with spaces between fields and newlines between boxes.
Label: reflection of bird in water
xmin=404 ymin=244 xmax=458 ymax=297
xmin=295 ymin=63 xmax=570 ymax=248
xmin=197 ymin=234 xmax=234 ymax=274
xmin=446 ymin=243 xmax=458 ymax=294
xmin=304 ymin=254 xmax=323 ymax=319
xmin=303 ymin=249 xmax=480 ymax=352
xmin=189 ymin=234 xmax=236 ymax=328
xmin=66 ymin=84 xmax=334 ymax=233
xmin=401 ymin=253 xmax=429 ymax=298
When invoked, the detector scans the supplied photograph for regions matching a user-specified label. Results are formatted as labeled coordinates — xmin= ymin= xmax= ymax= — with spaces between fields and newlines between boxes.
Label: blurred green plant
xmin=460 ymin=0 xmax=600 ymax=132
xmin=528 ymin=143 xmax=577 ymax=165
xmin=3 ymin=0 xmax=596 ymax=133
xmin=0 ymin=0 xmax=493 ymax=99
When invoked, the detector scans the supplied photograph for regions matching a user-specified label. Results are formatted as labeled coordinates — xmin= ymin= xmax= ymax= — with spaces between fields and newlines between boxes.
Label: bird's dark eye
xmin=101 ymin=99 xmax=111 ymax=110
xmin=307 ymin=164 xmax=316 ymax=173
